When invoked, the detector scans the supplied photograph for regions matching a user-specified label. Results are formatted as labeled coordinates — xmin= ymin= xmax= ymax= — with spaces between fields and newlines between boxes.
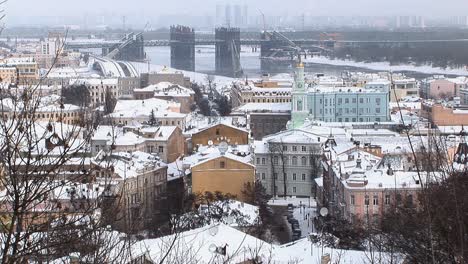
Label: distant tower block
xmin=170 ymin=25 xmax=195 ymax=72
xmin=215 ymin=27 xmax=242 ymax=78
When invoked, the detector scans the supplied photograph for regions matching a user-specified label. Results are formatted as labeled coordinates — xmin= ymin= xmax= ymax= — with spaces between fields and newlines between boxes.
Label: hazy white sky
xmin=6 ymin=0 xmax=468 ymax=17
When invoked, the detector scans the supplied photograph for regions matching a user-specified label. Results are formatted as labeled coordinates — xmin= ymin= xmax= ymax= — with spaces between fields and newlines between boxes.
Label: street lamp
xmin=310 ymin=207 xmax=329 ymax=257
xmin=319 ymin=207 xmax=329 ymax=257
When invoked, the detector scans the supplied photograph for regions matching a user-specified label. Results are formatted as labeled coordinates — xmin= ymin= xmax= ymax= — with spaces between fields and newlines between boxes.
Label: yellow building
xmin=0 ymin=99 xmax=83 ymax=126
xmin=1 ymin=57 xmax=39 ymax=85
xmin=0 ymin=66 xmax=17 ymax=84
xmin=192 ymin=123 xmax=249 ymax=148
xmin=191 ymin=152 xmax=255 ymax=201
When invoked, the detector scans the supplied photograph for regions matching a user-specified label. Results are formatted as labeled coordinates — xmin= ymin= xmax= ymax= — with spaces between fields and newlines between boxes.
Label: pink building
xmin=428 ymin=78 xmax=467 ymax=99
xmin=320 ymin=147 xmax=428 ymax=226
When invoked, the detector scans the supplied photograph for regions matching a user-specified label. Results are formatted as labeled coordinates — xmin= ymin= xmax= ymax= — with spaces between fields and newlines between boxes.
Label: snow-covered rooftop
xmin=107 ymin=98 xmax=184 ymax=120
xmin=135 ymin=82 xmax=194 ymax=97
xmin=184 ymin=144 xmax=252 ymax=169
xmin=129 ymin=222 xmax=403 ymax=264
xmin=234 ymin=103 xmax=291 ymax=113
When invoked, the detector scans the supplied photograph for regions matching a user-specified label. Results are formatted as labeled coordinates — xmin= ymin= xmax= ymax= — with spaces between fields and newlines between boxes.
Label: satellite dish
xmin=208 ymin=244 xmax=217 ymax=253
xmin=209 ymin=225 xmax=219 ymax=236
xmin=320 ymin=207 xmax=329 ymax=217
xmin=219 ymin=141 xmax=229 ymax=155
xmin=225 ymin=215 xmax=235 ymax=225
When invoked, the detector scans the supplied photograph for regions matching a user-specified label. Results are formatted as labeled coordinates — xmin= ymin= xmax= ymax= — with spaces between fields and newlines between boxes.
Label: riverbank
xmin=303 ymin=56 xmax=468 ymax=76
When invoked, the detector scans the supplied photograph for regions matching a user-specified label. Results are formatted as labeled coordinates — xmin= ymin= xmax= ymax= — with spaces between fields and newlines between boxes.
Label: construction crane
xmin=143 ymin=22 xmax=151 ymax=32
xmin=258 ymin=10 xmax=267 ymax=33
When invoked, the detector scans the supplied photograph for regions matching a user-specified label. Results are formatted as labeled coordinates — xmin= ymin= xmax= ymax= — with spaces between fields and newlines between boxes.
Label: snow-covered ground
xmin=304 ymin=56 xmax=468 ymax=76
xmin=268 ymin=197 xmax=316 ymax=207
xmin=293 ymin=205 xmax=317 ymax=238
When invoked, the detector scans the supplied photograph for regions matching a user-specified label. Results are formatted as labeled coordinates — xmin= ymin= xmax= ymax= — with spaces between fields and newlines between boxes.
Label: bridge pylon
xmin=170 ymin=25 xmax=195 ymax=72
xmin=215 ymin=27 xmax=243 ymax=78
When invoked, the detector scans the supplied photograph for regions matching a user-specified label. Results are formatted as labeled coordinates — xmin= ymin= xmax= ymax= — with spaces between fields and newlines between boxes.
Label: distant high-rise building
xmin=242 ymin=5 xmax=248 ymax=27
xmin=216 ymin=4 xmax=224 ymax=26
xmin=225 ymin=4 xmax=232 ymax=27
xmin=234 ymin=5 xmax=242 ymax=27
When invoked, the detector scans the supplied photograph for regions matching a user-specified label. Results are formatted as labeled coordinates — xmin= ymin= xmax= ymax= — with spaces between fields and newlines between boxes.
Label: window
xmin=297 ymin=100 xmax=303 ymax=111
xmin=220 ymin=161 xmax=225 ymax=169
xmin=345 ymin=98 xmax=349 ymax=104
xmin=293 ymin=173 xmax=297 ymax=180
xmin=274 ymin=173 xmax=278 ymax=180
xmin=293 ymin=187 xmax=297 ymax=193
xmin=301 ymin=156 xmax=307 ymax=166
xmin=302 ymin=174 xmax=306 ymax=181
xmin=373 ymin=195 xmax=379 ymax=205
xmin=256 ymin=158 xmax=260 ymax=164
xmin=261 ymin=173 xmax=266 ymax=180
xmin=376 ymin=98 xmax=381 ymax=105
xmin=338 ymin=98 xmax=342 ymax=104
xmin=396 ymin=194 xmax=402 ymax=204
xmin=292 ymin=146 xmax=298 ymax=152
xmin=292 ymin=156 xmax=298 ymax=165
xmin=283 ymin=145 xmax=288 ymax=151
xmin=351 ymin=195 xmax=355 ymax=205
xmin=359 ymin=98 xmax=364 ymax=103
xmin=261 ymin=158 xmax=266 ymax=165
xmin=385 ymin=195 xmax=390 ymax=205
xmin=376 ymin=108 xmax=381 ymax=114
xmin=352 ymin=98 xmax=357 ymax=103
xmin=301 ymin=146 xmax=307 ymax=152
xmin=216 ymin=128 xmax=220 ymax=135
xmin=273 ymin=156 xmax=279 ymax=165
xmin=158 ymin=146 xmax=164 ymax=153
xmin=365 ymin=195 xmax=370 ymax=205
xmin=407 ymin=195 xmax=413 ymax=206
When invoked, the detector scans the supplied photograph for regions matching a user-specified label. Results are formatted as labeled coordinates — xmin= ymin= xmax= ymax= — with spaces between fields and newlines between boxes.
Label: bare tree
xmin=268 ymin=140 xmax=289 ymax=198
xmin=0 ymin=31 xmax=133 ymax=263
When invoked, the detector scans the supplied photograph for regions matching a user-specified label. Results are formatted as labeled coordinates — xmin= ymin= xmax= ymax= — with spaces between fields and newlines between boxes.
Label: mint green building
xmin=291 ymin=65 xmax=390 ymax=128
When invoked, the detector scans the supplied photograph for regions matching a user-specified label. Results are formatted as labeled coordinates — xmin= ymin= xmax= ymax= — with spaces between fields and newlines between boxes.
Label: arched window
xmin=292 ymin=156 xmax=298 ymax=165
xmin=301 ymin=156 xmax=307 ymax=166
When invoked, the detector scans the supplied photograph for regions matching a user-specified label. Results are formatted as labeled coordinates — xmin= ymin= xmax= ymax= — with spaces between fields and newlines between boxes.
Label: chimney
xmin=387 ymin=164 xmax=394 ymax=176
xmin=321 ymin=253 xmax=331 ymax=264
